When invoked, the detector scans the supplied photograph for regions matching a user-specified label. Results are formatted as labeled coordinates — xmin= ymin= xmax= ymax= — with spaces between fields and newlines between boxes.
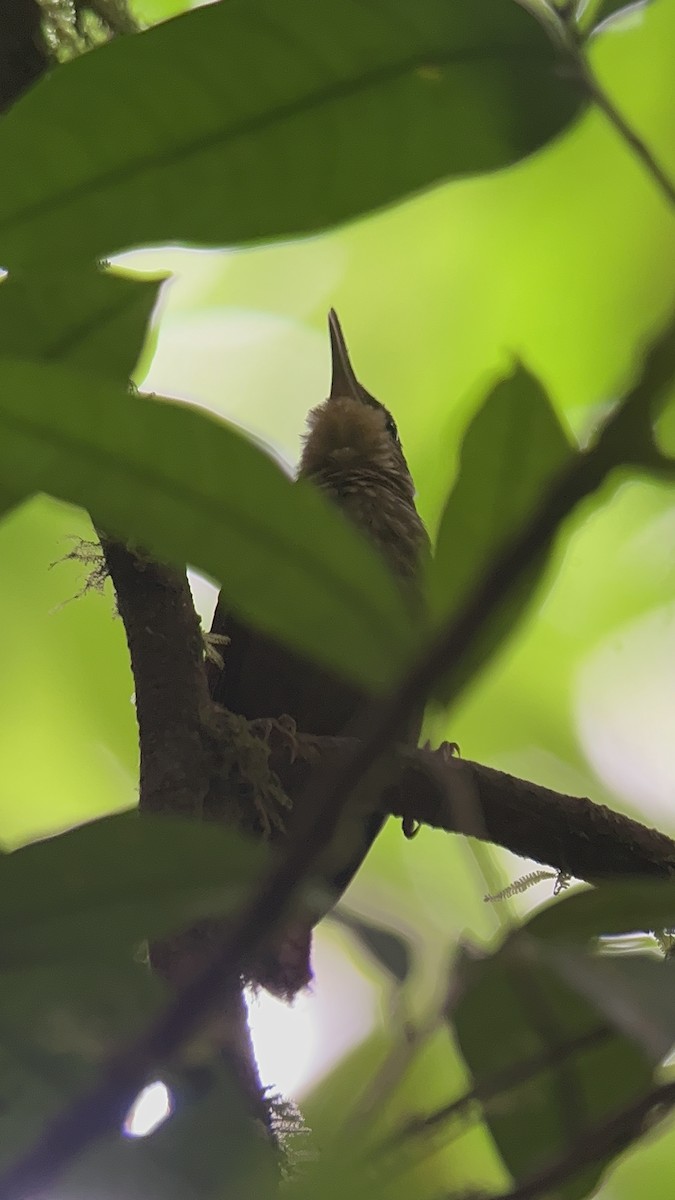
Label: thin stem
xmin=478 ymin=1078 xmax=675 ymax=1200
xmin=580 ymin=56 xmax=675 ymax=208
xmin=547 ymin=1 xmax=675 ymax=209
xmin=387 ymin=1026 xmax=610 ymax=1148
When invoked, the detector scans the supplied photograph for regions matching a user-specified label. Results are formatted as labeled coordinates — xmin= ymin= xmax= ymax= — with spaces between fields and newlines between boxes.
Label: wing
xmin=206 ymin=593 xmax=366 ymax=736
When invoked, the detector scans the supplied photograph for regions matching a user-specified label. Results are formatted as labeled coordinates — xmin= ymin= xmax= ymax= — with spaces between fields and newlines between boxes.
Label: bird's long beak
xmin=328 ymin=309 xmax=362 ymax=402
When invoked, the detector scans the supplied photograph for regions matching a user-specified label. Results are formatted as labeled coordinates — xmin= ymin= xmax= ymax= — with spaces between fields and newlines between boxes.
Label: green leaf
xmin=0 ymin=960 xmax=275 ymax=1194
xmin=429 ymin=365 xmax=573 ymax=700
xmin=0 ymin=268 xmax=161 ymax=382
xmin=0 ymin=812 xmax=273 ymax=1191
xmin=0 ymin=955 xmax=165 ymax=1172
xmin=333 ymin=911 xmax=411 ymax=984
xmin=549 ymin=948 xmax=675 ymax=1063
xmin=451 ymin=940 xmax=654 ymax=1200
xmin=0 ymin=357 xmax=415 ymax=688
xmin=0 ymin=0 xmax=585 ymax=268
xmin=0 ymin=813 xmax=264 ymax=966
xmin=64 ymin=1063 xmax=278 ymax=1200
xmin=527 ymin=880 xmax=675 ymax=944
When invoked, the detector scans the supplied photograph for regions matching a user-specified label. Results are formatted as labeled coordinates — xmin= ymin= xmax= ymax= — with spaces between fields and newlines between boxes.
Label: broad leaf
xmin=0 ymin=268 xmax=161 ymax=383
xmin=451 ymin=940 xmax=654 ymax=1200
xmin=0 ymin=358 xmax=415 ymax=688
xmin=333 ymin=911 xmax=411 ymax=983
xmin=549 ymin=948 xmax=675 ymax=1063
xmin=0 ymin=955 xmax=164 ymax=1172
xmin=64 ymin=1063 xmax=278 ymax=1200
xmin=429 ymin=366 xmax=573 ymax=701
xmin=0 ymin=0 xmax=585 ymax=268
xmin=0 ymin=813 xmax=264 ymax=966
xmin=527 ymin=880 xmax=675 ymax=943
xmin=0 ymin=813 xmax=274 ymax=1190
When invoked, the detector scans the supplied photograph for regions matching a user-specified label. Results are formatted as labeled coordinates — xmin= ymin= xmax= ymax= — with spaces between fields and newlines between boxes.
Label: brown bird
xmin=206 ymin=310 xmax=429 ymax=997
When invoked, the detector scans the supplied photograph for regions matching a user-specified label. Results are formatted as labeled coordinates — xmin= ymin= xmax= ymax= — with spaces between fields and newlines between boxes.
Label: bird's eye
xmin=384 ymin=413 xmax=399 ymax=441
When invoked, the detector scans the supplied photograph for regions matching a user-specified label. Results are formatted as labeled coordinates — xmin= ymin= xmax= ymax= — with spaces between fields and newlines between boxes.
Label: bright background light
xmin=124 ymin=1080 xmax=173 ymax=1138
xmin=246 ymin=925 xmax=380 ymax=1098
xmin=121 ymin=926 xmax=380 ymax=1139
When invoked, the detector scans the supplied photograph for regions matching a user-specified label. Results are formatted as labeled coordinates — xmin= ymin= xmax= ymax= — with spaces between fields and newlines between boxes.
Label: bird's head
xmin=298 ymin=310 xmax=415 ymax=499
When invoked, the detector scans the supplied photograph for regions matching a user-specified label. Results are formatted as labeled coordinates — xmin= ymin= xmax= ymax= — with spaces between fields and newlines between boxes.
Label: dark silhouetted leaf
xmin=429 ymin=366 xmax=573 ymax=702
xmin=0 ymin=813 xmax=264 ymax=966
xmin=0 ymin=359 xmax=416 ymax=687
xmin=334 ymin=910 xmax=411 ymax=983
xmin=549 ymin=948 xmax=675 ymax=1063
xmin=64 ymin=1063 xmax=278 ymax=1200
xmin=0 ymin=955 xmax=164 ymax=1173
xmin=0 ymin=0 xmax=585 ymax=268
xmin=527 ymin=880 xmax=675 ymax=944
xmin=451 ymin=939 xmax=653 ymax=1200
xmin=0 ymin=268 xmax=161 ymax=382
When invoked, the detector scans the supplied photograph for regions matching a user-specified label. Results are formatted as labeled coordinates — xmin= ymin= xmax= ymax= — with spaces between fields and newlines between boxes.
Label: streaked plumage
xmin=206 ymin=310 xmax=428 ymax=996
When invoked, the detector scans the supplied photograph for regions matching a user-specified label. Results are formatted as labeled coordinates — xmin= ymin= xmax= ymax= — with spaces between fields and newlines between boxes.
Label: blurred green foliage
xmin=0 ymin=0 xmax=674 ymax=1197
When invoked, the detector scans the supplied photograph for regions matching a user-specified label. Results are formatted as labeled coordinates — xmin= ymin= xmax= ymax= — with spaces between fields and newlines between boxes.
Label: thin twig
xmin=274 ymin=738 xmax=675 ymax=882
xmin=577 ymin=54 xmax=675 ymax=209
xmin=540 ymin=0 xmax=675 ymax=210
xmin=383 ymin=1025 xmax=610 ymax=1149
xmin=477 ymin=1078 xmax=675 ymax=1200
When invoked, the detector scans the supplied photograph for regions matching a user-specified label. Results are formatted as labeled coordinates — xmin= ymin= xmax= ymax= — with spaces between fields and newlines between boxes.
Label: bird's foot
xmin=436 ymin=739 xmax=461 ymax=762
xmin=207 ymin=709 xmax=292 ymax=839
xmin=401 ymin=739 xmax=461 ymax=838
xmin=239 ymin=718 xmax=294 ymax=838
xmin=422 ymin=737 xmax=461 ymax=761
xmin=249 ymin=713 xmax=315 ymax=765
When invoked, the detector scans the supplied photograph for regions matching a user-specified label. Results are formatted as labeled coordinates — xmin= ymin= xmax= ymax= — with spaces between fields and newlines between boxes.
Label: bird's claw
xmin=249 ymin=713 xmax=308 ymax=764
xmin=402 ymin=740 xmax=460 ymax=838
xmin=422 ymin=737 xmax=460 ymax=761
xmin=402 ymin=815 xmax=420 ymax=840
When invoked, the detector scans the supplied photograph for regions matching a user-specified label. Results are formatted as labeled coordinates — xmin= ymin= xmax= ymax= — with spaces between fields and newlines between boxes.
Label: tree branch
xmin=0 ymin=0 xmax=49 ymax=115
xmin=95 ymin=535 xmax=276 ymax=1143
xmin=97 ymin=535 xmax=213 ymax=818
xmin=269 ymin=736 xmax=675 ymax=883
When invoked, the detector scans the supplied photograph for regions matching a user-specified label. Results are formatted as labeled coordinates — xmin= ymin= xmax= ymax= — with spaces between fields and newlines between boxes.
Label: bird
xmin=206 ymin=310 xmax=429 ymax=998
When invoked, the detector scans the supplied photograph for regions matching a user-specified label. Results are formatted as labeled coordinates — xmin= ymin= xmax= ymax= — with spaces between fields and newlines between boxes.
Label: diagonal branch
xmin=479 ymin=1076 xmax=675 ymax=1200
xmin=529 ymin=0 xmax=675 ymax=210
xmin=270 ymin=736 xmax=675 ymax=883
